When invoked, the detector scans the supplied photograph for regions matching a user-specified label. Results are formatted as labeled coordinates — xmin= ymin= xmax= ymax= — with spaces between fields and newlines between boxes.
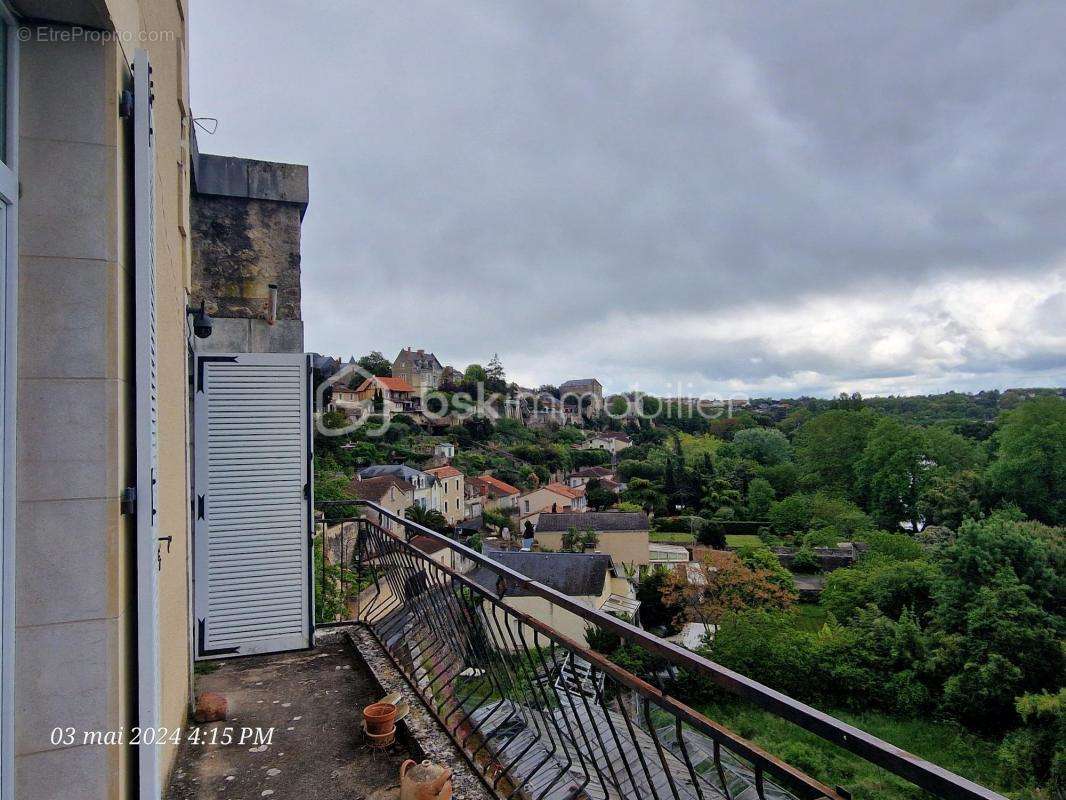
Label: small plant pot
xmin=363 ymin=702 xmax=397 ymax=735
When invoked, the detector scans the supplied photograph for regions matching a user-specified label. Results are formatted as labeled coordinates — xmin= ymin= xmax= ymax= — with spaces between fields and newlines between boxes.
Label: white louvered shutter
xmin=193 ymin=353 xmax=313 ymax=657
xmin=133 ymin=49 xmax=162 ymax=800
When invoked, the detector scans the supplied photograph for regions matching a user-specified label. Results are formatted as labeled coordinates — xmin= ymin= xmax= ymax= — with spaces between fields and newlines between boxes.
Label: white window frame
xmin=0 ymin=8 xmax=17 ymax=799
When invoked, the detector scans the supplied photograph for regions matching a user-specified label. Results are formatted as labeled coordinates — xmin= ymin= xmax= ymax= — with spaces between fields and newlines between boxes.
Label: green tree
xmin=856 ymin=417 xmax=929 ymax=531
xmin=585 ymin=478 xmax=616 ymax=511
xmin=356 ymin=350 xmax=392 ymax=377
xmin=733 ymin=428 xmax=792 ymax=466
xmin=793 ymin=409 xmax=878 ymax=496
xmin=986 ymin=397 xmax=1066 ymax=525
xmin=746 ymin=476 xmax=775 ymax=518
xmin=463 ymin=363 xmax=488 ymax=384
xmin=405 ymin=504 xmax=450 ymax=534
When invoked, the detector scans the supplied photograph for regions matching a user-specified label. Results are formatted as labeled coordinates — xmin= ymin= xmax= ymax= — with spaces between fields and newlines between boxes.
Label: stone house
xmin=392 ymin=347 xmax=443 ymax=393
xmin=559 ymin=378 xmax=604 ymax=417
xmin=425 ymin=465 xmax=465 ymax=525
xmin=354 ymin=375 xmax=420 ymax=415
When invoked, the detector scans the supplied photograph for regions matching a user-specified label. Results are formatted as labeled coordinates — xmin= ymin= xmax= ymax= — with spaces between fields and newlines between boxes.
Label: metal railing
xmin=315 ymin=500 xmax=1005 ymax=800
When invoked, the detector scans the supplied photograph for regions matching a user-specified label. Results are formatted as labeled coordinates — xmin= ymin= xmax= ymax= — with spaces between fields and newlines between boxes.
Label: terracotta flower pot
xmin=363 ymin=702 xmax=397 ymax=735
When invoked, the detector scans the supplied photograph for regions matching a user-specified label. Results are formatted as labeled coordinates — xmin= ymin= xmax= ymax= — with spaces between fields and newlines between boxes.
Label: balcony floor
xmin=165 ymin=630 xmax=492 ymax=800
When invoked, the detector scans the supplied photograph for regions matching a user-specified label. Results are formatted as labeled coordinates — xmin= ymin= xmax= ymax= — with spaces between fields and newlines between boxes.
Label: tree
xmin=917 ymin=469 xmax=985 ymax=530
xmin=584 ymin=478 xmax=616 ymax=511
xmin=856 ymin=417 xmax=929 ymax=531
xmin=636 ymin=566 xmax=680 ymax=632
xmin=746 ymin=477 xmax=775 ymax=518
xmin=356 ymin=350 xmax=392 ymax=377
xmin=732 ymin=428 xmax=792 ymax=466
xmin=662 ymin=550 xmax=796 ymax=628
xmin=485 ymin=354 xmax=507 ymax=393
xmin=820 ymin=558 xmax=941 ymax=622
xmin=405 ymin=504 xmax=450 ymax=534
xmin=986 ymin=397 xmax=1066 ymax=525
xmin=463 ymin=363 xmax=487 ymax=385
xmin=793 ymin=409 xmax=877 ymax=497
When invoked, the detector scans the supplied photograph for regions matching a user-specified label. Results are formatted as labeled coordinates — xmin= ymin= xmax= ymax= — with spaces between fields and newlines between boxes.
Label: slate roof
xmin=469 ymin=550 xmax=612 ymax=597
xmin=535 ymin=511 xmax=649 ymax=532
xmin=358 ymin=464 xmax=436 ymax=485
xmin=393 ymin=348 xmax=443 ymax=373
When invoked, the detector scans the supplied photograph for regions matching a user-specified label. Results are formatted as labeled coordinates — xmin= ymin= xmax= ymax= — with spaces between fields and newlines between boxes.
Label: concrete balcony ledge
xmin=165 ymin=626 xmax=493 ymax=800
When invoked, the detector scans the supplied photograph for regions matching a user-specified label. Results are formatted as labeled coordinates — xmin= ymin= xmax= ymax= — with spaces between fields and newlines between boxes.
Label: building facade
xmin=392 ymin=347 xmax=443 ymax=393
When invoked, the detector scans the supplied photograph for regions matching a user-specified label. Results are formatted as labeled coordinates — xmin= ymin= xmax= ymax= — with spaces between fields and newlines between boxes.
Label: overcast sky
xmin=191 ymin=1 xmax=1066 ymax=398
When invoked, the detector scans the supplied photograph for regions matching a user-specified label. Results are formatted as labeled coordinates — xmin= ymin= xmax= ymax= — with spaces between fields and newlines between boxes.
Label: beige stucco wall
xmin=429 ymin=472 xmax=465 ymax=525
xmin=14 ymin=2 xmax=190 ymax=796
xmin=534 ymin=529 xmax=650 ymax=567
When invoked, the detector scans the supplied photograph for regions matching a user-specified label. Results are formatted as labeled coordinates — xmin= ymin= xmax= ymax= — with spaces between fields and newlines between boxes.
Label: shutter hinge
xmin=121 ymin=486 xmax=136 ymax=516
xmin=119 ymin=89 xmax=134 ymax=119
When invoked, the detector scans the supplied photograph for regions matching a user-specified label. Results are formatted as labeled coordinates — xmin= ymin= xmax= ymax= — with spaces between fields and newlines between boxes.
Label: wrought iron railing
xmin=314 ymin=501 xmax=1004 ymax=800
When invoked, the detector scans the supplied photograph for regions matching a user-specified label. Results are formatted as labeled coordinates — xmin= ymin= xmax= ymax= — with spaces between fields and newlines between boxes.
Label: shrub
xmin=791 ymin=547 xmax=821 ymax=574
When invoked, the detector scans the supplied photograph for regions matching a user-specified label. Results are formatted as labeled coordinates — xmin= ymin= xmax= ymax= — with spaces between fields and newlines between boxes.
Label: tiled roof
xmin=591 ymin=431 xmax=631 ymax=442
xmin=535 ymin=511 xmax=649 ymax=532
xmin=355 ymin=376 xmax=415 ymax=393
xmin=571 ymin=466 xmax=612 ymax=478
xmin=469 ymin=550 xmax=612 ymax=597
xmin=346 ymin=475 xmax=414 ymax=501
xmin=409 ymin=534 xmax=449 ymax=555
xmin=426 ymin=466 xmax=462 ymax=479
xmin=542 ymin=482 xmax=581 ymax=500
xmin=472 ymin=474 xmax=520 ymax=497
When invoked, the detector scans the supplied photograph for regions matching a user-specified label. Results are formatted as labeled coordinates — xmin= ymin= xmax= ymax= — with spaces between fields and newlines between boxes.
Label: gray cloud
xmin=191 ymin=1 xmax=1066 ymax=396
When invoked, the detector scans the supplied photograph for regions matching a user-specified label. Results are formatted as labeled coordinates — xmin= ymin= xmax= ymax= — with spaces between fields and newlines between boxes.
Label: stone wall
xmin=191 ymin=193 xmax=302 ymax=320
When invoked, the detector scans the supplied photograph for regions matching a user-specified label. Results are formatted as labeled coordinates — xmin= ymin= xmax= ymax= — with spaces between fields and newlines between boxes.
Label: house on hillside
xmin=393 ymin=347 xmax=444 ymax=392
xmin=567 ymin=465 xmax=614 ymax=488
xmin=347 ymin=475 xmax=414 ymax=534
xmin=469 ymin=550 xmax=637 ymax=647
xmin=576 ymin=430 xmax=632 ymax=455
xmin=535 ymin=511 xmax=651 ymax=568
xmin=354 ymin=375 xmax=421 ymax=415
xmin=559 ymin=378 xmax=604 ymax=418
xmin=434 ymin=441 xmax=456 ymax=460
xmin=468 ymin=474 xmax=521 ymax=513
xmin=519 ymin=483 xmax=587 ymax=525
xmin=426 ymin=465 xmax=465 ymax=525
xmin=359 ymin=464 xmax=440 ymax=512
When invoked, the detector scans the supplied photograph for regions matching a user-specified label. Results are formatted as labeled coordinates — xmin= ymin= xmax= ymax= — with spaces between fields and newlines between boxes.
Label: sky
xmin=191 ymin=1 xmax=1066 ymax=399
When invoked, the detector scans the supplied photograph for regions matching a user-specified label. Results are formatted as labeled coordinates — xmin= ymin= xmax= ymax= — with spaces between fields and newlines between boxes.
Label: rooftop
xmin=355 ymin=375 xmax=415 ymax=393
xmin=469 ymin=474 xmax=520 ymax=497
xmin=536 ymin=510 xmax=650 ymax=532
xmin=470 ymin=549 xmax=613 ymax=597
xmin=345 ymin=474 xmax=414 ymax=501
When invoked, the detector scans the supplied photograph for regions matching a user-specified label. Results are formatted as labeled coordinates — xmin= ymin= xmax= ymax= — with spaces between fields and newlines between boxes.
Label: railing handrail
xmin=318 ymin=499 xmax=1006 ymax=800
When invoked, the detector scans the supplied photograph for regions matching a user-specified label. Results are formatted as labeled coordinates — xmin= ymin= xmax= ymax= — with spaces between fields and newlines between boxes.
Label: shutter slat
xmin=194 ymin=354 xmax=311 ymax=659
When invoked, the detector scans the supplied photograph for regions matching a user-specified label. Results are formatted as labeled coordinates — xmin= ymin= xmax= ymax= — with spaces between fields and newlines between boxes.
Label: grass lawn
xmin=697 ymin=698 xmax=1007 ymax=800
xmin=725 ymin=534 xmax=762 ymax=548
xmin=649 ymin=531 xmax=696 ymax=544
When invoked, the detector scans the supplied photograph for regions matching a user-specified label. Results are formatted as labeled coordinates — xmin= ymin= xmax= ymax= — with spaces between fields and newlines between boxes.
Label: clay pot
xmin=400 ymin=760 xmax=453 ymax=800
xmin=363 ymin=702 xmax=397 ymax=735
